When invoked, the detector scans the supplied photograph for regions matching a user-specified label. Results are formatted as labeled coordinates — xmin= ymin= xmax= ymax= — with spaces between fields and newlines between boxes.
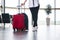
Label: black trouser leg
xmin=30 ymin=6 xmax=39 ymax=27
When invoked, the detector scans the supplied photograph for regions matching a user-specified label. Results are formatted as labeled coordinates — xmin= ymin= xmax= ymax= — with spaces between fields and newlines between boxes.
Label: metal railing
xmin=0 ymin=6 xmax=60 ymax=10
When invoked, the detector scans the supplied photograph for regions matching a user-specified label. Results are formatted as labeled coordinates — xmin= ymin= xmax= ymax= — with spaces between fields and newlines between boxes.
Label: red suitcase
xmin=12 ymin=14 xmax=26 ymax=31
xmin=12 ymin=1 xmax=28 ymax=31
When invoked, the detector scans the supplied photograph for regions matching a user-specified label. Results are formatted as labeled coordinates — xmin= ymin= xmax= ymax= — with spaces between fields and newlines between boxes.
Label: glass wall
xmin=5 ymin=0 xmax=55 ymax=25
xmin=0 ymin=0 xmax=60 ymax=25
xmin=5 ymin=0 xmax=18 ymax=7
xmin=5 ymin=0 xmax=29 ymax=8
xmin=56 ymin=10 xmax=60 ymax=25
xmin=40 ymin=0 xmax=54 ymax=8
xmin=0 ymin=0 xmax=1 ymax=15
xmin=38 ymin=0 xmax=54 ymax=25
xmin=56 ymin=0 xmax=60 ymax=25
xmin=56 ymin=0 xmax=60 ymax=8
xmin=0 ymin=0 xmax=1 ymax=5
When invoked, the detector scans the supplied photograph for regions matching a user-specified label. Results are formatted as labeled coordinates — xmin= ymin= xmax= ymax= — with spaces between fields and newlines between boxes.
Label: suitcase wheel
xmin=13 ymin=28 xmax=15 ymax=31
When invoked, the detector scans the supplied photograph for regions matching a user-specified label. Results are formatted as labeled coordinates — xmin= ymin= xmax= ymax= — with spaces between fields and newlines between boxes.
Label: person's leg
xmin=29 ymin=6 xmax=39 ymax=31
xmin=30 ymin=6 xmax=39 ymax=27
xmin=30 ymin=8 xmax=35 ymax=27
xmin=30 ymin=8 xmax=37 ymax=31
xmin=33 ymin=6 xmax=39 ymax=27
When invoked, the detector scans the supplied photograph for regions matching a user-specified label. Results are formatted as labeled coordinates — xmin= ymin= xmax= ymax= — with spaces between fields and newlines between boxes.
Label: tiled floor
xmin=0 ymin=24 xmax=60 ymax=40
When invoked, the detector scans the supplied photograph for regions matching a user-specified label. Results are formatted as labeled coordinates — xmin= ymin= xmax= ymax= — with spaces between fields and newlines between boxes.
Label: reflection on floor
xmin=0 ymin=25 xmax=60 ymax=40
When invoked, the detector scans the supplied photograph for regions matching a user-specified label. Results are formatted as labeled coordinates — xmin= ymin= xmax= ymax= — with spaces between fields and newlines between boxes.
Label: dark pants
xmin=30 ymin=6 xmax=39 ymax=27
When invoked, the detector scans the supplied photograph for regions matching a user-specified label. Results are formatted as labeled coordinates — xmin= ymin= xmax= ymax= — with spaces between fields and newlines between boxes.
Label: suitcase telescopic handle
xmin=17 ymin=1 xmax=25 ymax=14
xmin=20 ymin=5 xmax=25 ymax=13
